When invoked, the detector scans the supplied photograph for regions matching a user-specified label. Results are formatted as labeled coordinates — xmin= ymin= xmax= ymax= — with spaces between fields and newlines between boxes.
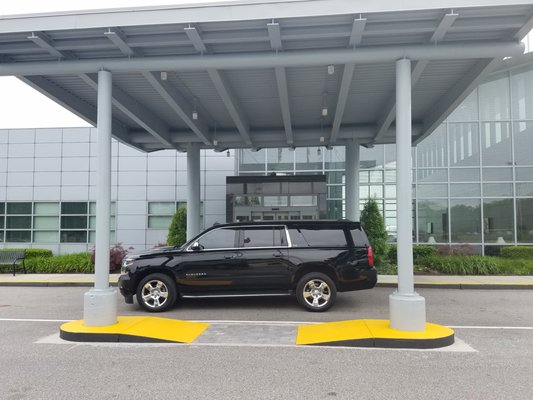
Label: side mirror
xmin=190 ymin=242 xmax=203 ymax=251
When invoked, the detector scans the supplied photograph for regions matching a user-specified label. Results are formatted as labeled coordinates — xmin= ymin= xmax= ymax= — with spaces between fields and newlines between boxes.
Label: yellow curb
xmin=296 ymin=319 xmax=454 ymax=348
xmin=60 ymin=316 xmax=209 ymax=343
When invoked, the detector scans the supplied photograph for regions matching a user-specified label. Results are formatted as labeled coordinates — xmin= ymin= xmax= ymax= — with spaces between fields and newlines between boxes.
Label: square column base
xmin=83 ymin=288 xmax=118 ymax=327
xmin=389 ymin=291 xmax=426 ymax=332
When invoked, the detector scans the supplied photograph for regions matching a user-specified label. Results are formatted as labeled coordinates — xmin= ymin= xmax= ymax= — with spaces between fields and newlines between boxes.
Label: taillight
xmin=367 ymin=246 xmax=374 ymax=267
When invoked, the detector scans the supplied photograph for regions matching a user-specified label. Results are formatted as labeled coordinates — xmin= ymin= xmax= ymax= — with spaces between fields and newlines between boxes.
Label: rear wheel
xmin=296 ymin=272 xmax=336 ymax=312
xmin=136 ymin=273 xmax=177 ymax=312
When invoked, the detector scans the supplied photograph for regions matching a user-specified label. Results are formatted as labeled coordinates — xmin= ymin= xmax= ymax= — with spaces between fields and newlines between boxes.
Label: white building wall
xmin=0 ymin=127 xmax=233 ymax=254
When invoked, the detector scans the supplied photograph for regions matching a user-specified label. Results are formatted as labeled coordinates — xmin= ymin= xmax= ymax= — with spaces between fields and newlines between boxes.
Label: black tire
xmin=296 ymin=272 xmax=337 ymax=312
xmin=136 ymin=273 xmax=177 ymax=312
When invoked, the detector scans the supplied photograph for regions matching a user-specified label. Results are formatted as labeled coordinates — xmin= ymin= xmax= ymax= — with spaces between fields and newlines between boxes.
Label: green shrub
xmin=419 ymin=255 xmax=502 ymax=275
xmin=494 ymin=258 xmax=533 ymax=275
xmin=500 ymin=246 xmax=533 ymax=259
xmin=167 ymin=207 xmax=187 ymax=247
xmin=26 ymin=253 xmax=94 ymax=274
xmin=360 ymin=198 xmax=388 ymax=266
xmin=388 ymin=245 xmax=437 ymax=263
xmin=1 ymin=248 xmax=53 ymax=259
xmin=25 ymin=249 xmax=53 ymax=259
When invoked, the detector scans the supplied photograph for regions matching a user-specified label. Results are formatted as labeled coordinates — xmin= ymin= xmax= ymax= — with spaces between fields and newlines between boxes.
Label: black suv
xmin=118 ymin=220 xmax=376 ymax=312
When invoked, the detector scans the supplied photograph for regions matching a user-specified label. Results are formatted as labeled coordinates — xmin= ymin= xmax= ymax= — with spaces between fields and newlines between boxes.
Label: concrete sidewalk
xmin=1 ymin=273 xmax=532 ymax=289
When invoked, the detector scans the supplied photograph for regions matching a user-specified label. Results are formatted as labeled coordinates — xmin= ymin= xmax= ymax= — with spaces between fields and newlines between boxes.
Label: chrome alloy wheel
xmin=141 ymin=279 xmax=170 ymax=309
xmin=302 ymin=279 xmax=331 ymax=309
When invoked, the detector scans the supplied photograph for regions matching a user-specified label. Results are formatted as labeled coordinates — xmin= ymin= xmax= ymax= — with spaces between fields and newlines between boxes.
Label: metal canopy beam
xmin=0 ymin=42 xmax=524 ymax=76
xmin=143 ymin=71 xmax=211 ymax=145
xmin=184 ymin=26 xmax=207 ymax=53
xmin=184 ymin=26 xmax=252 ymax=146
xmin=329 ymin=63 xmax=355 ymax=145
xmin=208 ymin=69 xmax=253 ymax=146
xmin=268 ymin=22 xmax=294 ymax=146
xmin=373 ymin=11 xmax=459 ymax=143
xmin=274 ymin=67 xmax=293 ymax=146
xmin=104 ymin=29 xmax=136 ymax=56
xmin=27 ymin=32 xmax=65 ymax=59
xmin=349 ymin=17 xmax=367 ymax=47
xmin=80 ymin=73 xmax=175 ymax=149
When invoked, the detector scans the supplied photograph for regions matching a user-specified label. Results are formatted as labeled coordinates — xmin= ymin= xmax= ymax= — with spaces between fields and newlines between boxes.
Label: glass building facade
xmin=238 ymin=65 xmax=533 ymax=254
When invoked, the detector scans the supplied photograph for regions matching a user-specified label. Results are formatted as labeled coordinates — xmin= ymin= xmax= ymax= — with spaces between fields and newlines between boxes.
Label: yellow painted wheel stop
xmin=296 ymin=319 xmax=454 ymax=349
xmin=60 ymin=316 xmax=209 ymax=343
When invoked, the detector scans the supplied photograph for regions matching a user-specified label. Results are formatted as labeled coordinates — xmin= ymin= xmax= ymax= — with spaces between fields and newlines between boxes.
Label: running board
xmin=181 ymin=291 xmax=293 ymax=299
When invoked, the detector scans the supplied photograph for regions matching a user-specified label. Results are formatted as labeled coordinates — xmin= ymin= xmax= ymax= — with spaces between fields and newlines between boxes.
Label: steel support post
xmin=389 ymin=58 xmax=426 ymax=331
xmin=83 ymin=69 xmax=117 ymax=326
xmin=186 ymin=143 xmax=201 ymax=240
xmin=345 ymin=140 xmax=360 ymax=221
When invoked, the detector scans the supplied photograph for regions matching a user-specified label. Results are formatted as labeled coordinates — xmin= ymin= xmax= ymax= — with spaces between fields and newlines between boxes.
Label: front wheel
xmin=296 ymin=272 xmax=337 ymax=312
xmin=136 ymin=273 xmax=177 ymax=312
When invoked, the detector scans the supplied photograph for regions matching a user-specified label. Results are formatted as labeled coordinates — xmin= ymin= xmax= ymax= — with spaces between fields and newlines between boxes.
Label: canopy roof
xmin=1 ymin=0 xmax=532 ymax=151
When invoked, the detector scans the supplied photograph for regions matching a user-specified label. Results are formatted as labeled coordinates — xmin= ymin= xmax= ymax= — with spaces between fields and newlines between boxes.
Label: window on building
xmin=147 ymin=201 xmax=203 ymax=229
xmin=0 ymin=201 xmax=115 ymax=244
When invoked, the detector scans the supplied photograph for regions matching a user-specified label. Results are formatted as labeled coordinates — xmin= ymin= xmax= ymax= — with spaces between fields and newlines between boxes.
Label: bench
xmin=0 ymin=249 xmax=27 ymax=276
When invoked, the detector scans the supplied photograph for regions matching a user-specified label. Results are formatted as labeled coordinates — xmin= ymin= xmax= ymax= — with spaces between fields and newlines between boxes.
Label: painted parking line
xmin=3 ymin=318 xmax=533 ymax=331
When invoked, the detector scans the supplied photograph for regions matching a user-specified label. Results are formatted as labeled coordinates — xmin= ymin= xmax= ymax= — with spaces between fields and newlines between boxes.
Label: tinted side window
xmin=240 ymin=226 xmax=287 ymax=248
xmin=197 ymin=227 xmax=238 ymax=249
xmin=351 ymin=229 xmax=369 ymax=247
xmin=288 ymin=228 xmax=347 ymax=247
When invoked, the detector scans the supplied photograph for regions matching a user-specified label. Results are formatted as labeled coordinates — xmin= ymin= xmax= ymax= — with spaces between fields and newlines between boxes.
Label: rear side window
xmin=288 ymin=228 xmax=347 ymax=247
xmin=350 ymin=228 xmax=369 ymax=247
xmin=240 ymin=226 xmax=287 ymax=248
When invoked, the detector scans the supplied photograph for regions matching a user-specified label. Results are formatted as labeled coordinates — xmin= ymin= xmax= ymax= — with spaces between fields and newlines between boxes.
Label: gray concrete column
xmin=83 ymin=69 xmax=117 ymax=327
xmin=345 ymin=140 xmax=360 ymax=221
xmin=389 ymin=58 xmax=426 ymax=332
xmin=187 ymin=143 xmax=201 ymax=240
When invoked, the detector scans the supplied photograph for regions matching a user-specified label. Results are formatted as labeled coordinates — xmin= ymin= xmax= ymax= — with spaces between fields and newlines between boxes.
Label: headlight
xmin=121 ymin=257 xmax=135 ymax=273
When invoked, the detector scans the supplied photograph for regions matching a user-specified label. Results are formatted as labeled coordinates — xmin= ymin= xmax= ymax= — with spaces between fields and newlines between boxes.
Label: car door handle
xmin=224 ymin=255 xmax=235 ymax=259
xmin=273 ymin=252 xmax=283 ymax=258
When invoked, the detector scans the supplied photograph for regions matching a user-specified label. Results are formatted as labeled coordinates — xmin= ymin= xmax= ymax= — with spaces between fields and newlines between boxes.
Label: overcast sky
xmin=0 ymin=0 xmax=234 ymax=129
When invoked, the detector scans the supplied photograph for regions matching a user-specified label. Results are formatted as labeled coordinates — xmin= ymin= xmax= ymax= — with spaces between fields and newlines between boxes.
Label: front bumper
xmin=118 ymin=274 xmax=134 ymax=304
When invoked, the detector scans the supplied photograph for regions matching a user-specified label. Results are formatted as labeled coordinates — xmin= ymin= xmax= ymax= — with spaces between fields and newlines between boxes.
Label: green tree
xmin=167 ymin=207 xmax=187 ymax=247
xmin=360 ymin=198 xmax=388 ymax=266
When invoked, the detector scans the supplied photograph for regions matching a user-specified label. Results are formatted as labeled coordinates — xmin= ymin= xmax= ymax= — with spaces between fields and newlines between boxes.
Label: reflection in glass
xmin=360 ymin=145 xmax=384 ymax=169
xmin=417 ymin=125 xmax=447 ymax=168
xmin=295 ymin=147 xmax=322 ymax=170
xmin=6 ymin=231 xmax=31 ymax=242
xmin=450 ymin=168 xmax=480 ymax=182
xmin=325 ymin=146 xmax=345 ymax=169
xmin=418 ymin=200 xmax=448 ymax=243
xmin=517 ymin=199 xmax=533 ymax=242
xmin=6 ymin=216 xmax=31 ymax=229
xmin=417 ymin=184 xmax=448 ymax=198
xmin=479 ymin=74 xmax=509 ymax=120
xmin=450 ymin=183 xmax=481 ymax=197
xmin=267 ymin=148 xmax=294 ymax=171
xmin=448 ymin=90 xmax=478 ymax=122
xmin=448 ymin=123 xmax=479 ymax=167
xmin=451 ymin=199 xmax=481 ymax=242
xmin=483 ymin=199 xmax=514 ymax=243
xmin=481 ymin=122 xmax=511 ymax=166
xmin=513 ymin=122 xmax=533 ymax=166
xmin=511 ymin=66 xmax=533 ymax=120
xmin=483 ymin=183 xmax=513 ymax=197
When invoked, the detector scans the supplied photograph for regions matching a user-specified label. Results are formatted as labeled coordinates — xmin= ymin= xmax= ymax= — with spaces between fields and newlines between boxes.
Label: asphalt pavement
xmin=1 ymin=286 xmax=532 ymax=400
